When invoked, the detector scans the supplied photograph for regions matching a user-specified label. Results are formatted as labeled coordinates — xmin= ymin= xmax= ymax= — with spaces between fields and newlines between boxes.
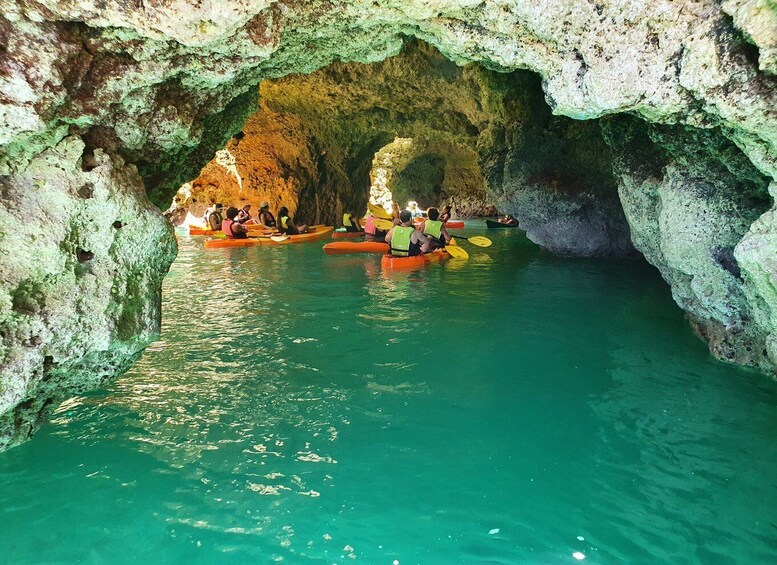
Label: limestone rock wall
xmin=1 ymin=0 xmax=776 ymax=447
xmin=0 ymin=136 xmax=175 ymax=450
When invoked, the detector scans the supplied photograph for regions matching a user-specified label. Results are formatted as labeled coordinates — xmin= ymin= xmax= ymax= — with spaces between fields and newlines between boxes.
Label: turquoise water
xmin=2 ymin=227 xmax=777 ymax=563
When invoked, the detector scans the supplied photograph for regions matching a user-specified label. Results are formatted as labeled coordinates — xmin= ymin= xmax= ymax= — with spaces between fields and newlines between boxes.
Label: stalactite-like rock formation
xmin=1 ymin=0 xmax=775 ymax=448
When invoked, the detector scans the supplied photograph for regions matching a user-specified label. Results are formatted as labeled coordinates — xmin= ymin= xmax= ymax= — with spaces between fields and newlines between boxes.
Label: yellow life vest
xmin=390 ymin=226 xmax=415 ymax=257
xmin=343 ymin=213 xmax=353 ymax=227
xmin=423 ymin=220 xmax=442 ymax=239
xmin=280 ymin=216 xmax=289 ymax=229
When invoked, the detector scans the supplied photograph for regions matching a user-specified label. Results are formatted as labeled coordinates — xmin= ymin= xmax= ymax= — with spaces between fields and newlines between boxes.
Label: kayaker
xmin=499 ymin=214 xmax=519 ymax=226
xmin=439 ymin=205 xmax=452 ymax=223
xmin=236 ymin=204 xmax=252 ymax=224
xmin=385 ymin=210 xmax=430 ymax=257
xmin=391 ymin=202 xmax=402 ymax=224
xmin=342 ymin=210 xmax=362 ymax=232
xmin=278 ymin=206 xmax=311 ymax=235
xmin=206 ymin=203 xmax=224 ymax=230
xmin=406 ymin=201 xmax=424 ymax=220
xmin=365 ymin=215 xmax=388 ymax=243
xmin=258 ymin=201 xmax=276 ymax=228
xmin=420 ymin=207 xmax=452 ymax=250
xmin=222 ymin=207 xmax=249 ymax=239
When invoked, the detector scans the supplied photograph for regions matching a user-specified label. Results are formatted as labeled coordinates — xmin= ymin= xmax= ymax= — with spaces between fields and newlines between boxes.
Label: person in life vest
xmin=342 ymin=210 xmax=362 ymax=232
xmin=439 ymin=205 xmax=452 ymax=223
xmin=385 ymin=210 xmax=430 ymax=257
xmin=278 ymin=206 xmax=311 ymax=235
xmin=206 ymin=203 xmax=224 ymax=230
xmin=257 ymin=201 xmax=276 ymax=228
xmin=420 ymin=207 xmax=452 ymax=250
xmin=222 ymin=207 xmax=249 ymax=239
xmin=236 ymin=204 xmax=252 ymax=224
xmin=363 ymin=213 xmax=388 ymax=242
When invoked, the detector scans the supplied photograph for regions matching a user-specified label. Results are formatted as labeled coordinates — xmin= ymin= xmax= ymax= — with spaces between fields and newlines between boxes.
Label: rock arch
xmin=1 ymin=1 xmax=776 ymax=448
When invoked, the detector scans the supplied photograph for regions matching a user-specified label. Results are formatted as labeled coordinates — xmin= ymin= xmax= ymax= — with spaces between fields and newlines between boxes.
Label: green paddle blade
xmin=445 ymin=244 xmax=469 ymax=259
xmin=467 ymin=236 xmax=492 ymax=247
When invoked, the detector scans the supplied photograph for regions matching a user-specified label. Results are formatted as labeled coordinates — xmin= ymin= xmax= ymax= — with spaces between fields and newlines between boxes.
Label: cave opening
xmin=162 ymin=37 xmax=773 ymax=370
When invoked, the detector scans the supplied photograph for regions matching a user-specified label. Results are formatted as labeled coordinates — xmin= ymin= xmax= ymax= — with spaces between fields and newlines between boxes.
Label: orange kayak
xmin=380 ymin=249 xmax=450 ymax=270
xmin=323 ymin=241 xmax=389 ymax=255
xmin=332 ymin=230 xmax=365 ymax=239
xmin=189 ymin=225 xmax=272 ymax=236
xmin=204 ymin=226 xmax=334 ymax=249
xmin=204 ymin=237 xmax=262 ymax=248
xmin=261 ymin=225 xmax=333 ymax=246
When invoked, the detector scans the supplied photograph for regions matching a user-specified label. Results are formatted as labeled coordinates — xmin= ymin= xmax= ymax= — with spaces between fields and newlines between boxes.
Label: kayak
xmin=332 ymin=230 xmax=365 ymax=239
xmin=204 ymin=237 xmax=262 ymax=249
xmin=261 ymin=225 xmax=334 ymax=246
xmin=381 ymin=248 xmax=450 ymax=270
xmin=204 ymin=226 xmax=334 ymax=249
xmin=189 ymin=225 xmax=272 ymax=236
xmin=323 ymin=241 xmax=389 ymax=255
xmin=486 ymin=219 xmax=519 ymax=229
xmin=412 ymin=219 xmax=465 ymax=229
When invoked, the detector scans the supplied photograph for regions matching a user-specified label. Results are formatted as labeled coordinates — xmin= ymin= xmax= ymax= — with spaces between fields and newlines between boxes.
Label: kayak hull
xmin=261 ymin=225 xmax=334 ymax=246
xmin=189 ymin=225 xmax=272 ymax=236
xmin=412 ymin=219 xmax=464 ymax=229
xmin=204 ymin=226 xmax=334 ymax=249
xmin=381 ymin=249 xmax=450 ymax=270
xmin=332 ymin=231 xmax=365 ymax=239
xmin=323 ymin=241 xmax=389 ymax=255
xmin=486 ymin=219 xmax=519 ymax=229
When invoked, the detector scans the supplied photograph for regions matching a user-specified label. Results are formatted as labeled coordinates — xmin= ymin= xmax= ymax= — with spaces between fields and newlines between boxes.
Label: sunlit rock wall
xmin=1 ymin=0 xmax=776 ymax=447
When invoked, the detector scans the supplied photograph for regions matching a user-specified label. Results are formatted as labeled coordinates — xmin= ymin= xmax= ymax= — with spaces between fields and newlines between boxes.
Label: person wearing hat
xmin=257 ymin=201 xmax=276 ymax=228
xmin=207 ymin=203 xmax=224 ymax=230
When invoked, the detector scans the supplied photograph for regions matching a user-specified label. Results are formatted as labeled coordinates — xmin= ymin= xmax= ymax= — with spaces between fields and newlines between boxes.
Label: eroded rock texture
xmin=1 ymin=0 xmax=776 ymax=447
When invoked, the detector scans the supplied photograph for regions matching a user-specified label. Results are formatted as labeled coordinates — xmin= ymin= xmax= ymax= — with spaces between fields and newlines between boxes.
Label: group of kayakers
xmin=205 ymin=201 xmax=311 ymax=239
xmin=348 ymin=201 xmax=455 ymax=258
xmin=205 ymin=197 xmax=458 ymax=255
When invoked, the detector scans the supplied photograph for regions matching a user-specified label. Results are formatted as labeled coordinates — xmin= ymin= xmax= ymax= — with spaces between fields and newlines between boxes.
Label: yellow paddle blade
xmin=468 ymin=236 xmax=492 ymax=247
xmin=374 ymin=218 xmax=395 ymax=231
xmin=445 ymin=244 xmax=469 ymax=259
xmin=367 ymin=202 xmax=392 ymax=220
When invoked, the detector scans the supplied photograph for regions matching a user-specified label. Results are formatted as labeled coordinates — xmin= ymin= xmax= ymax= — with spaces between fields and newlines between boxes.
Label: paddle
xmin=445 ymin=242 xmax=469 ymax=259
xmin=449 ymin=235 xmax=492 ymax=247
xmin=374 ymin=218 xmax=395 ymax=231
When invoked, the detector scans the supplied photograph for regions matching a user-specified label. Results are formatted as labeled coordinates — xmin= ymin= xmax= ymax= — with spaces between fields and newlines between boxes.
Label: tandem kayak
xmin=323 ymin=241 xmax=389 ymax=255
xmin=486 ymin=219 xmax=519 ymax=229
xmin=380 ymin=248 xmax=450 ymax=270
xmin=332 ymin=230 xmax=365 ymax=239
xmin=189 ymin=225 xmax=272 ymax=236
xmin=204 ymin=226 xmax=334 ymax=249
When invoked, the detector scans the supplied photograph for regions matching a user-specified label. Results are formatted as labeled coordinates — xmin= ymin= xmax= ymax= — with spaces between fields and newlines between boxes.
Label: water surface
xmin=2 ymin=227 xmax=777 ymax=563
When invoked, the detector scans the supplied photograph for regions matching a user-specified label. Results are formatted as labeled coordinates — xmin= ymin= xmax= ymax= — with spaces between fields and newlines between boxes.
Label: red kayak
xmin=323 ymin=241 xmax=388 ymax=255
xmin=332 ymin=230 xmax=365 ymax=239
xmin=413 ymin=219 xmax=464 ymax=229
xmin=381 ymin=248 xmax=450 ymax=270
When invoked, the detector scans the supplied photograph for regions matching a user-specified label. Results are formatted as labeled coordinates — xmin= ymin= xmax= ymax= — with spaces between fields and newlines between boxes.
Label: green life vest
xmin=423 ymin=220 xmax=443 ymax=239
xmin=280 ymin=216 xmax=289 ymax=229
xmin=390 ymin=226 xmax=415 ymax=256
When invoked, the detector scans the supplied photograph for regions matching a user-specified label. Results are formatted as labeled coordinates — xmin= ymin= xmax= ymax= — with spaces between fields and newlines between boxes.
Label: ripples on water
xmin=2 ymin=228 xmax=777 ymax=563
